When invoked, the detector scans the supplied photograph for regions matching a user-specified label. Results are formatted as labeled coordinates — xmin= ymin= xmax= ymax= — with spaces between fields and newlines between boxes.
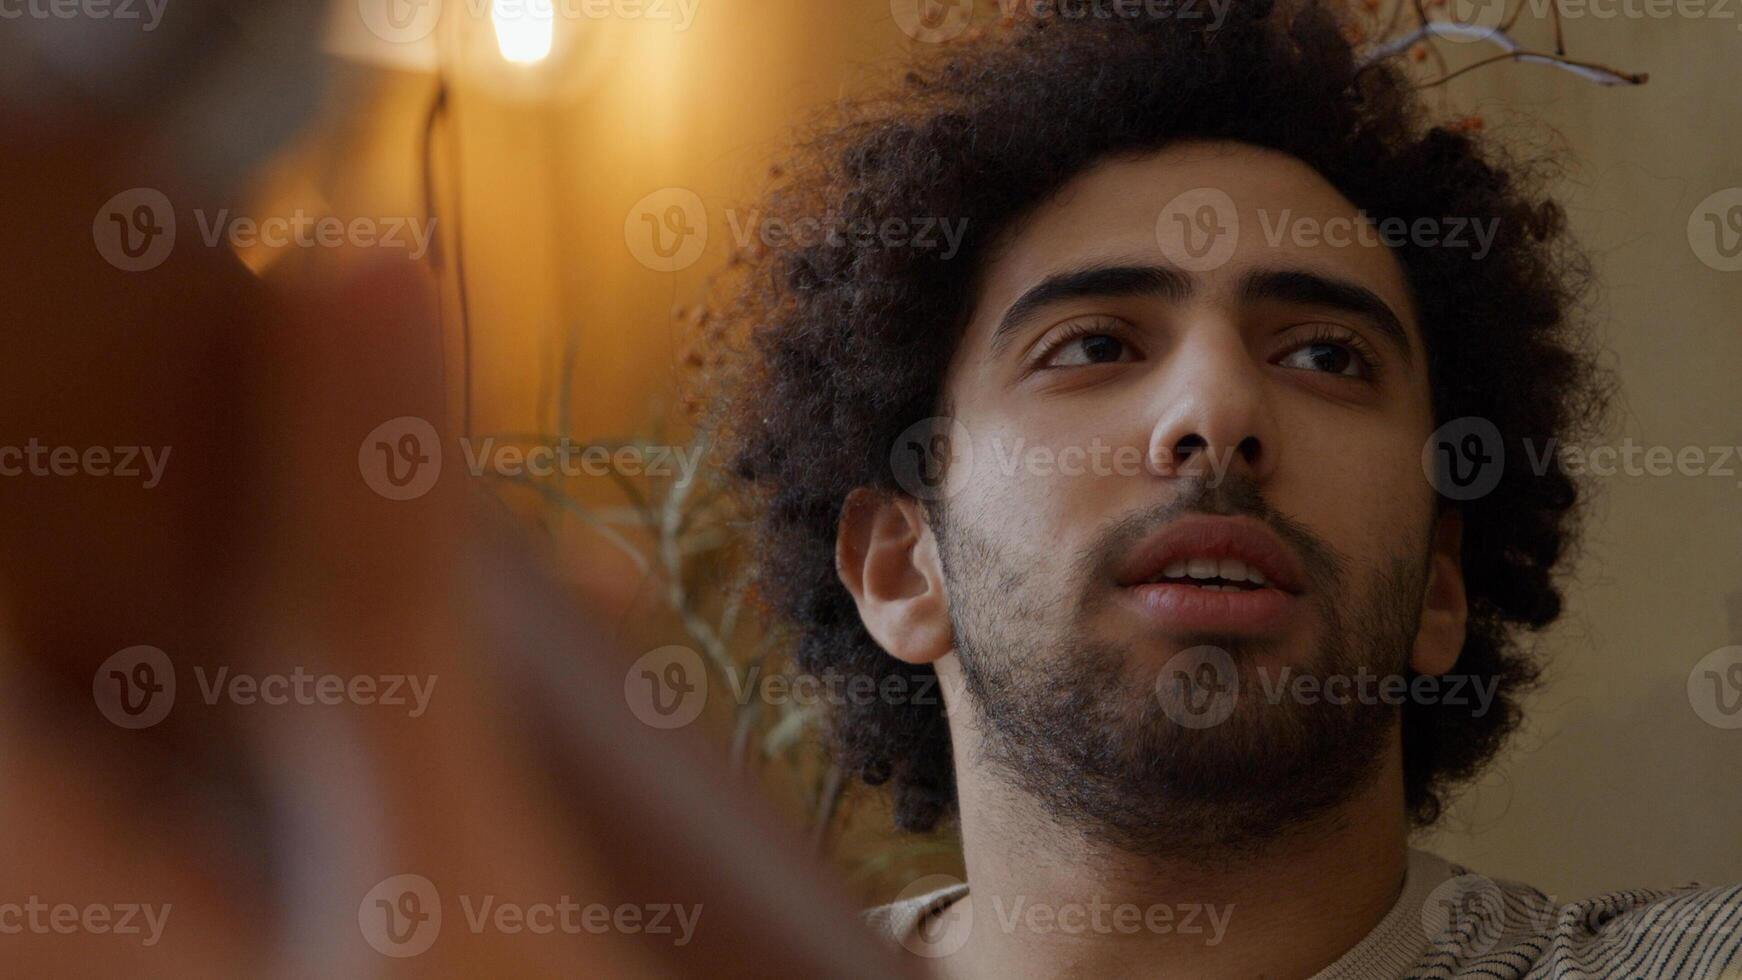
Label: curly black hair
xmin=702 ymin=0 xmax=1610 ymax=834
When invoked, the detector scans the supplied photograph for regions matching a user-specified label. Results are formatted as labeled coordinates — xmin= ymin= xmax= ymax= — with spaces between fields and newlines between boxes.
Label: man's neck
xmin=938 ymin=733 xmax=1411 ymax=980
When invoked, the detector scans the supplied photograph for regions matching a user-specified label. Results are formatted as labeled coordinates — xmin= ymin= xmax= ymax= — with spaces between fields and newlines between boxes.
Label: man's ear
xmin=1411 ymin=508 xmax=1467 ymax=677
xmin=835 ymin=487 xmax=953 ymax=665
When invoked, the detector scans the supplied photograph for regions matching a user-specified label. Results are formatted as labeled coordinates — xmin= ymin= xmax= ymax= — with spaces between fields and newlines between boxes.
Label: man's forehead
xmin=964 ymin=141 xmax=1420 ymax=350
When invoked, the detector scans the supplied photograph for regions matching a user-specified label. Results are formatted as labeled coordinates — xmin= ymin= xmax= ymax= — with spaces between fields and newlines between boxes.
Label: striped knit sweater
xmin=864 ymin=849 xmax=1742 ymax=978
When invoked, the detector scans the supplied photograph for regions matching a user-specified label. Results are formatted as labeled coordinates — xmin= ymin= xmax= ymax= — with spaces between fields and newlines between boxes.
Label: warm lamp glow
xmin=492 ymin=0 xmax=554 ymax=64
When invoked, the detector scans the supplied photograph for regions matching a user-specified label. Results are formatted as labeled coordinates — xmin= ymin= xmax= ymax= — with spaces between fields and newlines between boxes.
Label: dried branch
xmin=812 ymin=763 xmax=849 ymax=855
xmin=1360 ymin=12 xmax=1648 ymax=88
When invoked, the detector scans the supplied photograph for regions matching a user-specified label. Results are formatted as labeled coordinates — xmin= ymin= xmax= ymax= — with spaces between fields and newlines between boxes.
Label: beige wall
xmin=1412 ymin=15 xmax=1742 ymax=895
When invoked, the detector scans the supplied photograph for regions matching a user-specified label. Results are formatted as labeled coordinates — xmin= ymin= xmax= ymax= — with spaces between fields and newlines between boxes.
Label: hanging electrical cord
xmin=420 ymin=69 xmax=474 ymax=440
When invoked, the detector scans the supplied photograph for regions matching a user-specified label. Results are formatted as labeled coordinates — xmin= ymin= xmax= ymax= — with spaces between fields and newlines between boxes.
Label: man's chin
xmin=1118 ymin=630 xmax=1318 ymax=682
xmin=1017 ymin=697 xmax=1398 ymax=858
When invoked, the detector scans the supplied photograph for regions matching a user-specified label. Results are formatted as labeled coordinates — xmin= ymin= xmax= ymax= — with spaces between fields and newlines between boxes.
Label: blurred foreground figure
xmin=0 ymin=4 xmax=906 ymax=977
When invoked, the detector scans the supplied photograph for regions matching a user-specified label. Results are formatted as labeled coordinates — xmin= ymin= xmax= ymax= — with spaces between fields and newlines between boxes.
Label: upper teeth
xmin=1156 ymin=558 xmax=1266 ymax=586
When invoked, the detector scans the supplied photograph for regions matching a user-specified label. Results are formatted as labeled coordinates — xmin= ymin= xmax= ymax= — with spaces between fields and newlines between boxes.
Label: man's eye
xmin=1278 ymin=341 xmax=1365 ymax=378
xmin=1040 ymin=333 xmax=1134 ymax=368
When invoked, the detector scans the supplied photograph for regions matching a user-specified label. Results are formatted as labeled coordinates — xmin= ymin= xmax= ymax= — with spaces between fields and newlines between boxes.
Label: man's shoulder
xmin=858 ymin=863 xmax=1742 ymax=977
xmin=1449 ymin=870 xmax=1742 ymax=979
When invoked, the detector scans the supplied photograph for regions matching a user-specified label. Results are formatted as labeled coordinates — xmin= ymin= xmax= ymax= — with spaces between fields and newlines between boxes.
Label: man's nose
xmin=1144 ymin=325 xmax=1277 ymax=485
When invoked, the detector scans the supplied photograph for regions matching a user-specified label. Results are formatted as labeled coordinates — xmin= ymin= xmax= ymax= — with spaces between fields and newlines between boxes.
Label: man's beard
xmin=935 ymin=476 xmax=1429 ymax=864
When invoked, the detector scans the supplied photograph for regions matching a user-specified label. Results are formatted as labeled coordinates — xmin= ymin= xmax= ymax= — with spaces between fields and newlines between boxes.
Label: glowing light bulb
xmin=492 ymin=0 xmax=553 ymax=64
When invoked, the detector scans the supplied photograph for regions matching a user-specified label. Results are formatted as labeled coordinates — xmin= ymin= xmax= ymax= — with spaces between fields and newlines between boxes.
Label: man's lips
xmin=1114 ymin=515 xmax=1306 ymax=593
xmin=1113 ymin=515 xmax=1307 ymax=635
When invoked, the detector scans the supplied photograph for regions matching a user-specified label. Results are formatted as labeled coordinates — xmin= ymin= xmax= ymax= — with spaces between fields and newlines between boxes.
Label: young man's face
xmin=867 ymin=141 xmax=1468 ymax=853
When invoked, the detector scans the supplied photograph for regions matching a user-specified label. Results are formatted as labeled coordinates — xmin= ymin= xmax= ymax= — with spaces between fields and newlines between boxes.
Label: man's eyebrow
xmin=988 ymin=264 xmax=1193 ymax=356
xmin=1239 ymin=268 xmax=1414 ymax=365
